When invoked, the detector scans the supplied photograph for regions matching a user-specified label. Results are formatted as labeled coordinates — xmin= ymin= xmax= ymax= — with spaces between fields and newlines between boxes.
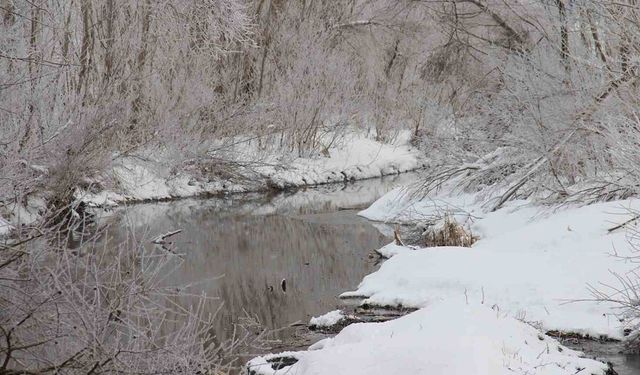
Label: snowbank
xmin=79 ymin=132 xmax=425 ymax=207
xmin=248 ymin=300 xmax=610 ymax=375
xmin=358 ymin=184 xmax=484 ymax=224
xmin=350 ymin=189 xmax=640 ymax=339
xmin=259 ymin=134 xmax=425 ymax=189
xmin=375 ymin=242 xmax=416 ymax=258
xmin=75 ymin=157 xmax=247 ymax=207
xmin=247 ymin=181 xmax=637 ymax=374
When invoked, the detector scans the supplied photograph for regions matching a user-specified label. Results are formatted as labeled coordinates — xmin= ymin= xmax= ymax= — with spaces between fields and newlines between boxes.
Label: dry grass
xmin=422 ymin=215 xmax=476 ymax=247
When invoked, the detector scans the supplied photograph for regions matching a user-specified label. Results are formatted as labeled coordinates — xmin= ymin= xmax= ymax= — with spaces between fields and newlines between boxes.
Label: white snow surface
xmin=248 ymin=300 xmax=609 ymax=375
xmin=78 ymin=131 xmax=424 ymax=207
xmin=309 ymin=310 xmax=345 ymax=328
xmin=375 ymin=242 xmax=416 ymax=258
xmin=76 ymin=157 xmax=243 ymax=207
xmin=0 ymin=216 xmax=12 ymax=237
xmin=358 ymin=184 xmax=484 ymax=224
xmin=258 ymin=133 xmax=425 ymax=189
xmin=350 ymin=187 xmax=640 ymax=339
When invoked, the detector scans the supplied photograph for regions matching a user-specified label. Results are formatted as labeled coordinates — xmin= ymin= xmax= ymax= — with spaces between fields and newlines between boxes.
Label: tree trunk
xmin=132 ymin=0 xmax=152 ymax=126
xmin=555 ymin=0 xmax=570 ymax=75
xmin=103 ymin=0 xmax=116 ymax=85
xmin=77 ymin=0 xmax=95 ymax=100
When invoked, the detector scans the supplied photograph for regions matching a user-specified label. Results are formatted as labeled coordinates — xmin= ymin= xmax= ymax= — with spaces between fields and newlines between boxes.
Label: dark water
xmin=102 ymin=175 xmax=413 ymax=355
xmin=561 ymin=339 xmax=640 ymax=375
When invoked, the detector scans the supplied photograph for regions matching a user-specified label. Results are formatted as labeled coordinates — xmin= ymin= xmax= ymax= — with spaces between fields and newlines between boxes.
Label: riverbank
xmin=77 ymin=131 xmax=425 ymax=208
xmin=0 ymin=131 xmax=425 ymax=235
xmin=248 ymin=183 xmax=640 ymax=375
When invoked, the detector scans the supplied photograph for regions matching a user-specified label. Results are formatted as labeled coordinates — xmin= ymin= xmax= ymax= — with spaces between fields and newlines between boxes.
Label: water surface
xmin=104 ymin=175 xmax=413 ymax=350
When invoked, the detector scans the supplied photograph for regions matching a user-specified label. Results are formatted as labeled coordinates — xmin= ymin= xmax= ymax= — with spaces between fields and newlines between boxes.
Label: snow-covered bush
xmin=385 ymin=0 xmax=640 ymax=206
xmin=0 ymin=223 xmax=260 ymax=373
xmin=591 ymin=216 xmax=640 ymax=352
xmin=0 ymin=0 xmax=253 ymax=218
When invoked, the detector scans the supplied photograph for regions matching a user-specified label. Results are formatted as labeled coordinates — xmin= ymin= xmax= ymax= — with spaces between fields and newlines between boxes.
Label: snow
xmin=347 ymin=189 xmax=640 ymax=339
xmin=0 ymin=216 xmax=12 ymax=237
xmin=78 ymin=131 xmax=424 ymax=207
xmin=1 ymin=195 xmax=47 ymax=229
xmin=248 ymin=300 xmax=610 ymax=375
xmin=358 ymin=184 xmax=485 ymax=224
xmin=258 ymin=132 xmax=425 ymax=189
xmin=309 ymin=310 xmax=345 ymax=327
xmin=76 ymin=157 xmax=246 ymax=207
xmin=375 ymin=242 xmax=416 ymax=258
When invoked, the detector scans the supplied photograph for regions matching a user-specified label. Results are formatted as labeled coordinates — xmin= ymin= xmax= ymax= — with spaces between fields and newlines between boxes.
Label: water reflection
xmin=175 ymin=211 xmax=386 ymax=336
xmin=103 ymin=175 xmax=414 ymax=346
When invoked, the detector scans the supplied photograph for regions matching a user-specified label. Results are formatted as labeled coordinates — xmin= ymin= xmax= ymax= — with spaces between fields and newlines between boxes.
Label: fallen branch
xmin=152 ymin=229 xmax=183 ymax=245
xmin=331 ymin=20 xmax=384 ymax=30
xmin=608 ymin=215 xmax=640 ymax=234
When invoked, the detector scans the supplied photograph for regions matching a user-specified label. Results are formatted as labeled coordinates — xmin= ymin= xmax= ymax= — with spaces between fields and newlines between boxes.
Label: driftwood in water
xmin=152 ymin=229 xmax=183 ymax=245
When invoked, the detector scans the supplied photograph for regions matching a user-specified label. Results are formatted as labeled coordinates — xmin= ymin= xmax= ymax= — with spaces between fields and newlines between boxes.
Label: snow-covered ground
xmin=77 ymin=131 xmax=425 ymax=207
xmin=351 ymin=187 xmax=639 ymax=339
xmin=248 ymin=300 xmax=611 ymax=375
xmin=358 ymin=184 xmax=484 ymax=224
xmin=74 ymin=157 xmax=245 ymax=207
xmin=259 ymin=132 xmax=424 ymax=189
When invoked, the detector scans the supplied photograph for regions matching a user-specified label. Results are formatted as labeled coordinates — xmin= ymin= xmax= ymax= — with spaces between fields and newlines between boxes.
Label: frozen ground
xmin=248 ymin=300 xmax=611 ymax=375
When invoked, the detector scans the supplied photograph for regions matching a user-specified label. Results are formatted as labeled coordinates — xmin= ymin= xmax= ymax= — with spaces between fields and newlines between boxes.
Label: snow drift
xmin=248 ymin=300 xmax=611 ymax=375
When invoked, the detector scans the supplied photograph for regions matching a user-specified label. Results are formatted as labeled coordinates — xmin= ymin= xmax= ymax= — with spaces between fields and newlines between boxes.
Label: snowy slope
xmin=248 ymin=300 xmax=610 ymax=375
xmin=358 ymin=183 xmax=485 ymax=224
xmin=309 ymin=310 xmax=346 ymax=328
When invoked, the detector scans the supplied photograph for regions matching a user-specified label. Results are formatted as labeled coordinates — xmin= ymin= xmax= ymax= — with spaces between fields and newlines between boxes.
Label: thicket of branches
xmin=4 ymin=0 xmax=640 ymax=369
xmin=4 ymin=0 xmax=640 ymax=210
xmin=0 ymin=1 xmax=257 ymax=373
xmin=0 ymin=223 xmax=256 ymax=374
xmin=405 ymin=0 xmax=640 ymax=206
